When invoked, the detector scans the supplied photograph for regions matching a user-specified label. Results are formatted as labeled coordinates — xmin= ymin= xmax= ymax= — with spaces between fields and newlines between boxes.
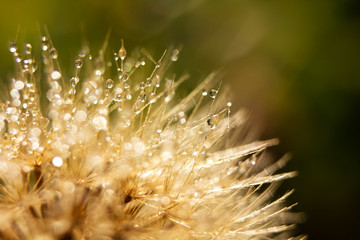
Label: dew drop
xmin=92 ymin=116 xmax=107 ymax=130
xmin=209 ymin=89 xmax=218 ymax=99
xmin=121 ymin=72 xmax=129 ymax=82
xmin=75 ymin=110 xmax=87 ymax=122
xmin=10 ymin=89 xmax=20 ymax=99
xmin=95 ymin=69 xmax=102 ymax=76
xmin=145 ymin=77 xmax=152 ymax=86
xmin=201 ymin=89 xmax=208 ymax=96
xmin=207 ymin=114 xmax=219 ymax=129
xmin=52 ymin=156 xmax=63 ymax=167
xmin=134 ymin=103 xmax=141 ymax=115
xmin=15 ymin=53 xmax=21 ymax=63
xmin=114 ymin=94 xmax=122 ymax=102
xmin=138 ymin=92 xmax=146 ymax=102
xmin=149 ymin=93 xmax=157 ymax=103
xmin=24 ymin=43 xmax=32 ymax=55
xmin=13 ymin=99 xmax=21 ymax=107
xmin=104 ymin=89 xmax=110 ymax=97
xmin=75 ymin=59 xmax=83 ymax=69
xmin=171 ymin=49 xmax=179 ymax=61
xmin=119 ymin=47 xmax=127 ymax=60
xmin=9 ymin=41 xmax=17 ymax=53
xmin=139 ymin=82 xmax=145 ymax=89
xmin=105 ymin=79 xmax=114 ymax=89
xmin=41 ymin=36 xmax=49 ymax=51
xmin=70 ymin=77 xmax=79 ymax=87
xmin=180 ymin=118 xmax=187 ymax=124
xmin=49 ymin=48 xmax=58 ymax=59
xmin=51 ymin=71 xmax=62 ymax=80
xmin=227 ymin=101 xmax=232 ymax=107
xmin=63 ymin=113 xmax=71 ymax=121
xmin=113 ymin=52 xmax=119 ymax=61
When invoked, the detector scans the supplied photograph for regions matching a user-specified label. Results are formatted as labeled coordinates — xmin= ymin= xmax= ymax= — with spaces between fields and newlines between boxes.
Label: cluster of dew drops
xmin=3 ymin=36 xmax=232 ymax=169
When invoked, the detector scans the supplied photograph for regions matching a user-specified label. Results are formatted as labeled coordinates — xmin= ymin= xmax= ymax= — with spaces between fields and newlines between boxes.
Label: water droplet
xmin=139 ymin=82 xmax=145 ymax=89
xmin=52 ymin=156 xmax=63 ymax=167
xmin=171 ymin=49 xmax=179 ymax=61
xmin=75 ymin=110 xmax=87 ymax=122
xmin=207 ymin=114 xmax=219 ymax=129
xmin=146 ymin=78 xmax=152 ymax=86
xmin=126 ymin=94 xmax=132 ymax=100
xmin=31 ymin=61 xmax=37 ymax=73
xmin=14 ymin=80 xmax=24 ymax=90
xmin=134 ymin=103 xmax=142 ymax=114
xmin=15 ymin=53 xmax=21 ymax=63
xmin=70 ymin=77 xmax=79 ymax=87
xmin=13 ymin=99 xmax=21 ymax=107
xmin=149 ymin=93 xmax=157 ymax=103
xmin=92 ymin=116 xmax=107 ymax=130
xmin=154 ymin=74 xmax=160 ymax=88
xmin=9 ymin=41 xmax=17 ymax=53
xmin=209 ymin=89 xmax=218 ymax=99
xmin=63 ymin=113 xmax=71 ymax=121
xmin=10 ymin=89 xmax=20 ymax=99
xmin=123 ymin=83 xmax=130 ymax=90
xmin=138 ymin=92 xmax=146 ymax=102
xmin=113 ymin=52 xmax=119 ymax=61
xmin=114 ymin=87 xmax=123 ymax=94
xmin=114 ymin=94 xmax=122 ymax=102
xmin=95 ymin=69 xmax=102 ymax=76
xmin=119 ymin=39 xmax=127 ymax=60
xmin=201 ymin=89 xmax=208 ymax=96
xmin=106 ymin=79 xmax=114 ymax=89
xmin=49 ymin=48 xmax=58 ymax=59
xmin=75 ymin=59 xmax=83 ymax=69
xmin=180 ymin=118 xmax=186 ymax=124
xmin=24 ymin=43 xmax=32 ymax=55
xmin=51 ymin=71 xmax=62 ymax=80
xmin=121 ymin=72 xmax=129 ymax=82
xmin=227 ymin=101 xmax=232 ymax=107
xmin=104 ymin=89 xmax=110 ymax=97
xmin=41 ymin=36 xmax=49 ymax=51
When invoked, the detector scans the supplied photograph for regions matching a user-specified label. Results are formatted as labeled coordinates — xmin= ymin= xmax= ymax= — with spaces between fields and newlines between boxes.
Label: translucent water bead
xmin=9 ymin=41 xmax=17 ymax=53
xmin=209 ymin=89 xmax=218 ymax=99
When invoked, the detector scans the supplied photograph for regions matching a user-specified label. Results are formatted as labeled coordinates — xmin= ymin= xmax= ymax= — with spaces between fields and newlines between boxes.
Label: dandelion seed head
xmin=0 ymin=35 xmax=302 ymax=240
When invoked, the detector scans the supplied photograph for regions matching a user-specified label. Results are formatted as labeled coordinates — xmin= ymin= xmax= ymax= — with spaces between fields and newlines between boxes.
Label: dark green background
xmin=1 ymin=0 xmax=359 ymax=238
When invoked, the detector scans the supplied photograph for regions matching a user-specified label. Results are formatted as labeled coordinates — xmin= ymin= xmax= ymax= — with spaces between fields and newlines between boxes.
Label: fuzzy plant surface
xmin=0 ymin=35 xmax=303 ymax=240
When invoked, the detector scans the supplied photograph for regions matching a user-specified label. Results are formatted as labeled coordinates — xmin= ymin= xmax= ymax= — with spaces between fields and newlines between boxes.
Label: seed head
xmin=0 ymin=36 xmax=303 ymax=239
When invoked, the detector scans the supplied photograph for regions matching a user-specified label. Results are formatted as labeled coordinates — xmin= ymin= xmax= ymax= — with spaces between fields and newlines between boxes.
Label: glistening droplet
xmin=41 ymin=36 xmax=49 ymax=51
xmin=24 ymin=43 xmax=32 ymax=55
xmin=75 ymin=59 xmax=83 ymax=69
xmin=207 ymin=114 xmax=219 ymax=129
xmin=209 ymin=89 xmax=218 ymax=99
xmin=106 ymin=79 xmax=114 ymax=89
xmin=9 ymin=41 xmax=17 ymax=53
xmin=49 ymin=48 xmax=58 ymax=59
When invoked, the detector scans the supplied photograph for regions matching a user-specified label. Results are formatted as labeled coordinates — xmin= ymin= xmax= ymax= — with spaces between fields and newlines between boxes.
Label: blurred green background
xmin=1 ymin=0 xmax=359 ymax=238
